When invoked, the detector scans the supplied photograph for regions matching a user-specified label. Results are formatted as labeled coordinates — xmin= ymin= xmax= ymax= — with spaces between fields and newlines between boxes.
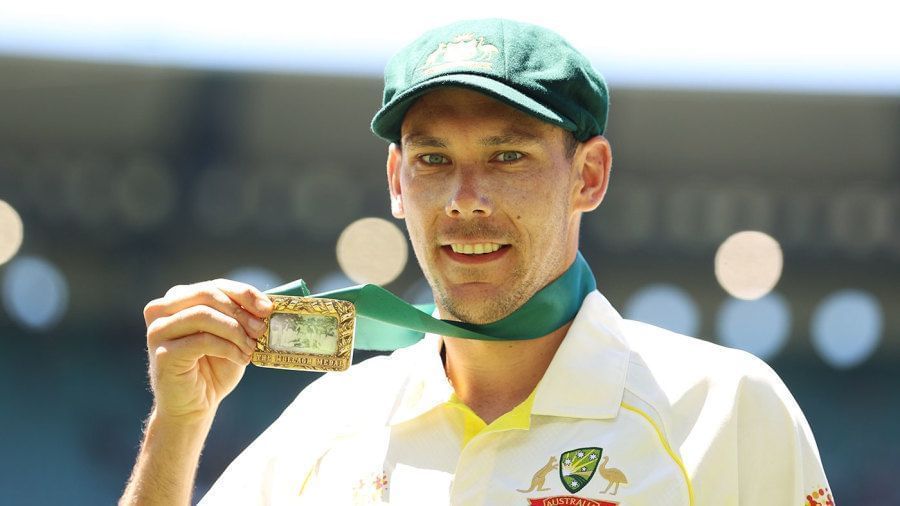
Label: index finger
xmin=211 ymin=278 xmax=274 ymax=318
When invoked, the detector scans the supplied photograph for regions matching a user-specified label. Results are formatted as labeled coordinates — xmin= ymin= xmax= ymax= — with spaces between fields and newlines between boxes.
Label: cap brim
xmin=371 ymin=73 xmax=577 ymax=143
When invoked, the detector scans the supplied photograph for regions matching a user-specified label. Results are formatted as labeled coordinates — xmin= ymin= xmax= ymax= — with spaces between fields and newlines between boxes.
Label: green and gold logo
xmin=417 ymin=33 xmax=499 ymax=76
xmin=559 ymin=447 xmax=602 ymax=493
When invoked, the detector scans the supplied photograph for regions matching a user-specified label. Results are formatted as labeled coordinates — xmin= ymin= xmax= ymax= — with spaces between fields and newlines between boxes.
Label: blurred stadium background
xmin=0 ymin=2 xmax=898 ymax=504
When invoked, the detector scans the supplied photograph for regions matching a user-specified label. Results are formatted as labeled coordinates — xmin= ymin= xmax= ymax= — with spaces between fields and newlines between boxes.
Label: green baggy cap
xmin=371 ymin=18 xmax=609 ymax=144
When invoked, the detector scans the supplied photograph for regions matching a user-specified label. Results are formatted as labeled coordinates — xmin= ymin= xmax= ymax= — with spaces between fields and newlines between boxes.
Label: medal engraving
xmin=251 ymin=295 xmax=355 ymax=372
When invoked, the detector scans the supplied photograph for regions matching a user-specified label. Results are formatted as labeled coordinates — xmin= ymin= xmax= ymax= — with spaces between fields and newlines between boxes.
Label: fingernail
xmin=246 ymin=337 xmax=257 ymax=351
xmin=248 ymin=318 xmax=265 ymax=332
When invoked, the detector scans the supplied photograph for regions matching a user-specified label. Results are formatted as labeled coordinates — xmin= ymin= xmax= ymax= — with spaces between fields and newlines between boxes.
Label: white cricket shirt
xmin=201 ymin=291 xmax=834 ymax=505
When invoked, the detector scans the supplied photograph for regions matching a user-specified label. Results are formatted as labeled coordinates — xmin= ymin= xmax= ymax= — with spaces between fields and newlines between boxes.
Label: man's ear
xmin=387 ymin=143 xmax=405 ymax=218
xmin=572 ymin=135 xmax=612 ymax=213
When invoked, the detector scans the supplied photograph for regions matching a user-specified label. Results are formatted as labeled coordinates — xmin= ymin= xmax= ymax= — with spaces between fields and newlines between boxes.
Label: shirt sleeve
xmin=736 ymin=358 xmax=834 ymax=506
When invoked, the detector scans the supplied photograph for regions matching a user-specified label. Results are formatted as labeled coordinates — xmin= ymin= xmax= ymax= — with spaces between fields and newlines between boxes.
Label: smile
xmin=441 ymin=243 xmax=511 ymax=264
xmin=449 ymin=243 xmax=504 ymax=255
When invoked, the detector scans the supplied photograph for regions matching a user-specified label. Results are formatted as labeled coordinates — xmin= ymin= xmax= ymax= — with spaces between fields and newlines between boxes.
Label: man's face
xmin=387 ymin=88 xmax=600 ymax=324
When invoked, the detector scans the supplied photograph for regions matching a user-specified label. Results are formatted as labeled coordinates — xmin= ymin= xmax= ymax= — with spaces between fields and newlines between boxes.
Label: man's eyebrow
xmin=402 ymin=135 xmax=448 ymax=148
xmin=402 ymin=131 xmax=543 ymax=149
xmin=479 ymin=132 xmax=542 ymax=146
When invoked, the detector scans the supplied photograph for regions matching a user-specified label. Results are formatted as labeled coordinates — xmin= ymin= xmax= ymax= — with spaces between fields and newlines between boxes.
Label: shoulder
xmin=618 ymin=318 xmax=783 ymax=394
xmin=616 ymin=319 xmax=805 ymax=440
xmin=611 ymin=322 xmax=831 ymax=500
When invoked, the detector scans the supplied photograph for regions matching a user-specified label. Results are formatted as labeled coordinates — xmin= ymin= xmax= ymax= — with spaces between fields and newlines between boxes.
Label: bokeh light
xmin=811 ymin=289 xmax=883 ymax=369
xmin=1 ymin=256 xmax=69 ymax=330
xmin=715 ymin=230 xmax=783 ymax=300
xmin=624 ymin=283 xmax=700 ymax=336
xmin=336 ymin=217 xmax=408 ymax=286
xmin=716 ymin=292 xmax=791 ymax=361
xmin=0 ymin=200 xmax=24 ymax=265
xmin=223 ymin=266 xmax=283 ymax=291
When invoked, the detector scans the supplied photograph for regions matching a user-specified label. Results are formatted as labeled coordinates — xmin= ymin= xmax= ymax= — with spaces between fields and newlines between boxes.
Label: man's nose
xmin=445 ymin=168 xmax=492 ymax=218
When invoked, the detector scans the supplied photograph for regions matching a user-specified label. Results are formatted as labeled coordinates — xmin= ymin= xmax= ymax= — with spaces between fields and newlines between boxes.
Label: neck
xmin=442 ymin=321 xmax=571 ymax=424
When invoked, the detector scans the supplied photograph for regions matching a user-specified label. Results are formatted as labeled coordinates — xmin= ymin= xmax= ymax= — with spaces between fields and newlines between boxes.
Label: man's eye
xmin=496 ymin=151 xmax=524 ymax=162
xmin=420 ymin=154 xmax=449 ymax=164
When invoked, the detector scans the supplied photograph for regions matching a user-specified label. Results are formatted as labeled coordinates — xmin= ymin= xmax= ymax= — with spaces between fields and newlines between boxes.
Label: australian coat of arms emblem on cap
xmin=417 ymin=33 xmax=499 ymax=76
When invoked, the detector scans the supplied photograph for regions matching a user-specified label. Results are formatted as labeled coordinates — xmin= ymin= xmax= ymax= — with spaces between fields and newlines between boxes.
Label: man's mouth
xmin=448 ymin=243 xmax=504 ymax=255
xmin=441 ymin=242 xmax=511 ymax=263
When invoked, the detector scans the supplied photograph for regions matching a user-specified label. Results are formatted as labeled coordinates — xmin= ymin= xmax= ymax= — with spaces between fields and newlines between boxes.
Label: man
xmin=121 ymin=19 xmax=833 ymax=506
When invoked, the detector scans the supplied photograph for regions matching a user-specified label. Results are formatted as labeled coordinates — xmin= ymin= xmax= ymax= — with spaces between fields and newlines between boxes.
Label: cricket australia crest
xmin=559 ymin=447 xmax=602 ymax=493
xmin=417 ymin=33 xmax=499 ymax=75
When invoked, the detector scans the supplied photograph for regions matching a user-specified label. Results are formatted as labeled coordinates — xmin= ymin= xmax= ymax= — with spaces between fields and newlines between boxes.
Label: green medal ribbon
xmin=265 ymin=251 xmax=596 ymax=351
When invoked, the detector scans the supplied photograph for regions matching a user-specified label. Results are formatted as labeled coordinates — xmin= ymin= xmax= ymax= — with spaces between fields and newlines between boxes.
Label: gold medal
xmin=251 ymin=295 xmax=355 ymax=372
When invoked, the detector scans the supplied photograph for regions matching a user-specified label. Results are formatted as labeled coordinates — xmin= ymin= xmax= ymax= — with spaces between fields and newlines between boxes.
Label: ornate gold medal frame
xmin=251 ymin=295 xmax=355 ymax=372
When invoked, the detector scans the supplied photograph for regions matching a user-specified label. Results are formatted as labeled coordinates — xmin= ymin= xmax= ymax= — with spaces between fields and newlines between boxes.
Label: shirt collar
xmin=532 ymin=290 xmax=631 ymax=420
xmin=387 ymin=332 xmax=454 ymax=426
xmin=386 ymin=290 xmax=631 ymax=426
